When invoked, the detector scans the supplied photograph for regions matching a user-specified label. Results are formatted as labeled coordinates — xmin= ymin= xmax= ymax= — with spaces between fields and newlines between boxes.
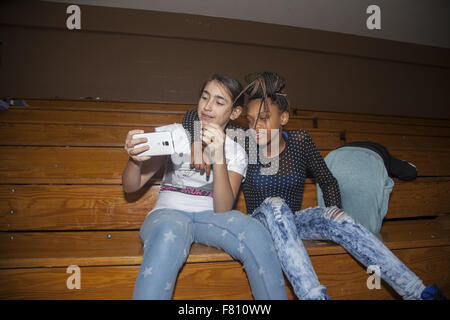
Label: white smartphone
xmin=132 ymin=132 xmax=175 ymax=156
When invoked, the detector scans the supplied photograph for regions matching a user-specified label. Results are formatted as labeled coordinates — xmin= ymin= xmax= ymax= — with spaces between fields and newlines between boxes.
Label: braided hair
xmin=234 ymin=72 xmax=289 ymax=129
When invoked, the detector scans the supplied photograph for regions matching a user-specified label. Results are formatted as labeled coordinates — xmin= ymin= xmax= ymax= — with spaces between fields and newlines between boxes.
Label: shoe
xmin=421 ymin=284 xmax=446 ymax=300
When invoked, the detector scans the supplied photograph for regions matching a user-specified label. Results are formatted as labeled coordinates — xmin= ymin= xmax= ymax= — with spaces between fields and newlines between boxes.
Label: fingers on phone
xmin=128 ymin=130 xmax=143 ymax=141
xmin=131 ymin=145 xmax=149 ymax=155
xmin=131 ymin=137 xmax=148 ymax=147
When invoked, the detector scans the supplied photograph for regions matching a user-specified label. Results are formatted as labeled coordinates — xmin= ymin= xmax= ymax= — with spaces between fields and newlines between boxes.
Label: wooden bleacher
xmin=0 ymin=99 xmax=448 ymax=299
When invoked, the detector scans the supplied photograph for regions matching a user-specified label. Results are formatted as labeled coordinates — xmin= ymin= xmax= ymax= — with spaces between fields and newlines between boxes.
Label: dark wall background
xmin=1 ymin=0 xmax=449 ymax=118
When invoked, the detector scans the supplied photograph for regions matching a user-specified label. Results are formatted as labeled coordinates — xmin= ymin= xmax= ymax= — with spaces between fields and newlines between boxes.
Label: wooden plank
xmin=0 ymin=147 xmax=331 ymax=185
xmin=0 ymin=263 xmax=260 ymax=300
xmin=23 ymin=99 xmax=195 ymax=113
xmin=0 ymin=231 xmax=144 ymax=269
xmin=0 ymin=109 xmax=184 ymax=127
xmin=3 ymin=106 xmax=314 ymax=131
xmin=0 ymin=146 xmax=132 ymax=184
xmin=24 ymin=100 xmax=450 ymax=128
xmin=0 ymin=184 xmax=314 ymax=231
xmin=232 ymin=117 xmax=314 ymax=130
xmin=387 ymin=179 xmax=450 ymax=219
xmin=346 ymin=132 xmax=450 ymax=151
xmin=2 ymin=178 xmax=447 ymax=231
xmin=290 ymin=216 xmax=450 ymax=256
xmin=302 ymin=178 xmax=448 ymax=221
xmin=0 ymin=265 xmax=141 ymax=300
xmin=0 ymin=184 xmax=159 ymax=231
xmin=5 ymin=121 xmax=450 ymax=156
xmin=26 ymin=147 xmax=435 ymax=184
xmin=1 ymin=218 xmax=448 ymax=269
xmin=0 ymin=246 xmax=447 ymax=299
xmin=0 ymin=123 xmax=157 ymax=147
xmin=0 ymin=123 xmax=334 ymax=148
xmin=300 ymin=130 xmax=343 ymax=150
xmin=173 ymin=262 xmax=268 ymax=300
xmin=379 ymin=215 xmax=450 ymax=250
xmin=319 ymin=119 xmax=450 ymax=136
xmin=295 ymin=108 xmax=450 ymax=128
xmin=310 ymin=246 xmax=449 ymax=300
xmin=389 ymin=149 xmax=450 ymax=177
xmin=19 ymin=101 xmax=316 ymax=129
xmin=0 ymin=231 xmax=236 ymax=269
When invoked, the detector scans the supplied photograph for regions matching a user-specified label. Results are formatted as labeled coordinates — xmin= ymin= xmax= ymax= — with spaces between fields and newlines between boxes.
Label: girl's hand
xmin=124 ymin=129 xmax=152 ymax=163
xmin=190 ymin=141 xmax=212 ymax=180
xmin=201 ymin=123 xmax=226 ymax=165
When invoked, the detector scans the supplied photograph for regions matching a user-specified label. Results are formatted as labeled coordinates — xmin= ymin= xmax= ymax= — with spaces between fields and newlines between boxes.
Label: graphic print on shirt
xmin=161 ymin=157 xmax=214 ymax=198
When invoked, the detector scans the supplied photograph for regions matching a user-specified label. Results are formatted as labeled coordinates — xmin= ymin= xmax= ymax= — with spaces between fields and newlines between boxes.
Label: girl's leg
xmin=133 ymin=209 xmax=193 ymax=300
xmin=294 ymin=205 xmax=426 ymax=300
xmin=193 ymin=209 xmax=288 ymax=300
xmin=251 ymin=197 xmax=328 ymax=300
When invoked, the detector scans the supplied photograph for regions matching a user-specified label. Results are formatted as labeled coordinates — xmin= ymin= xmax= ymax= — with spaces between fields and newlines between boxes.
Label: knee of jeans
xmin=141 ymin=214 xmax=189 ymax=245
xmin=261 ymin=197 xmax=289 ymax=220
xmin=323 ymin=206 xmax=355 ymax=224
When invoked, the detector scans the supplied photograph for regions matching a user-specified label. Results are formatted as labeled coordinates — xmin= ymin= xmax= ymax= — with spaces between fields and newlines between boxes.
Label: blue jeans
xmin=251 ymin=197 xmax=426 ymax=300
xmin=133 ymin=208 xmax=288 ymax=300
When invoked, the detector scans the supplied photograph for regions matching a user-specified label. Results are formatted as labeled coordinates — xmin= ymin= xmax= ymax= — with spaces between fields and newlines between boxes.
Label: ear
xmin=229 ymin=106 xmax=243 ymax=121
xmin=280 ymin=111 xmax=289 ymax=126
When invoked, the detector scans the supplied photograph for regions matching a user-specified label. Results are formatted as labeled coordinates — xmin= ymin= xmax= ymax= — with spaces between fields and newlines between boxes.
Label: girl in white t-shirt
xmin=122 ymin=74 xmax=288 ymax=299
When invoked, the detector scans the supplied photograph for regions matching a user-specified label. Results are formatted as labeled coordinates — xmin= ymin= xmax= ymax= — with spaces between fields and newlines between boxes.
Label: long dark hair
xmin=200 ymin=74 xmax=244 ymax=108
xmin=234 ymin=72 xmax=289 ymax=128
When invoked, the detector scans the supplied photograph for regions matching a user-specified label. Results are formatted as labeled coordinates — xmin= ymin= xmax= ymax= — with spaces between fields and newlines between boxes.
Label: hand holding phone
xmin=132 ymin=132 xmax=174 ymax=157
xmin=124 ymin=129 xmax=152 ymax=163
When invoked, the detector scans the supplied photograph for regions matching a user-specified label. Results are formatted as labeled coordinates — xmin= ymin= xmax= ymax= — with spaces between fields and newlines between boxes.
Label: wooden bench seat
xmin=0 ymin=99 xmax=449 ymax=300
xmin=0 ymin=124 xmax=340 ymax=148
xmin=1 ymin=216 xmax=448 ymax=269
xmin=346 ymin=131 xmax=450 ymax=151
xmin=14 ymin=99 xmax=450 ymax=136
xmin=293 ymin=108 xmax=450 ymax=130
xmin=1 ymin=246 xmax=447 ymax=300
xmin=23 ymin=99 xmax=450 ymax=130
xmin=0 ymin=217 xmax=448 ymax=299
xmin=2 ymin=147 xmax=448 ymax=184
xmin=19 ymin=99 xmax=195 ymax=114
xmin=1 ymin=178 xmax=449 ymax=231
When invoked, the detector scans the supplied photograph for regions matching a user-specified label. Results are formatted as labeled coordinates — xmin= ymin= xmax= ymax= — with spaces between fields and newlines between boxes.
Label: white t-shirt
xmin=149 ymin=123 xmax=248 ymax=214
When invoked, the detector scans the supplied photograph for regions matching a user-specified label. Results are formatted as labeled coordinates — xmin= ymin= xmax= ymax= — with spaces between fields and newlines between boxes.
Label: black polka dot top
xmin=182 ymin=109 xmax=342 ymax=214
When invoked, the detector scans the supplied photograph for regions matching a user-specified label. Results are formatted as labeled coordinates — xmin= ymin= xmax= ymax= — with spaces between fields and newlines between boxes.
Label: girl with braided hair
xmin=182 ymin=71 xmax=445 ymax=300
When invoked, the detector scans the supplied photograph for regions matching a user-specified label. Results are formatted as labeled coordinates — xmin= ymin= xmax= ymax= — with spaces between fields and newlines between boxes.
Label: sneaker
xmin=421 ymin=284 xmax=446 ymax=300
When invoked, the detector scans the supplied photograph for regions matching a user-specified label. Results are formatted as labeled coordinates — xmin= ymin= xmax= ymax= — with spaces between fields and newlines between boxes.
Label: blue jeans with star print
xmin=251 ymin=197 xmax=426 ymax=300
xmin=132 ymin=208 xmax=288 ymax=300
